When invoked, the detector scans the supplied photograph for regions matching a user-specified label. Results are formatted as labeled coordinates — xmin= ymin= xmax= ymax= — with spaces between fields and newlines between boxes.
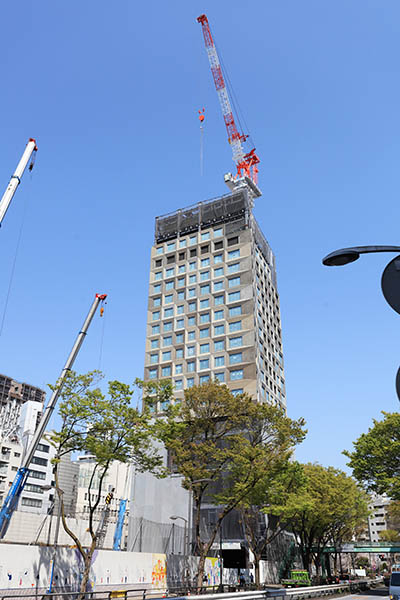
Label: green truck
xmin=281 ymin=570 xmax=311 ymax=588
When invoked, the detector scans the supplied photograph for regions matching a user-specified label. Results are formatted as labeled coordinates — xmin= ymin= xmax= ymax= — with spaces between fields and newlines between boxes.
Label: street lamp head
xmin=322 ymin=249 xmax=360 ymax=266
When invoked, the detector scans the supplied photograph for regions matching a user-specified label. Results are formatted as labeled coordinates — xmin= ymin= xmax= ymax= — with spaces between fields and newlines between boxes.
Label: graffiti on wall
xmin=204 ymin=557 xmax=221 ymax=586
xmin=151 ymin=553 xmax=166 ymax=589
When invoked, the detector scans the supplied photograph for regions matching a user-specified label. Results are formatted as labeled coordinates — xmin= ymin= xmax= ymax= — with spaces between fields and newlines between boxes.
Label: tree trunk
xmin=197 ymin=553 xmax=207 ymax=590
xmin=254 ymin=552 xmax=261 ymax=589
xmin=78 ymin=544 xmax=95 ymax=600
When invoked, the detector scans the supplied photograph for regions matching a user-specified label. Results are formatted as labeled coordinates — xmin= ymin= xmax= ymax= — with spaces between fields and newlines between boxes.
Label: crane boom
xmin=197 ymin=15 xmax=260 ymax=183
xmin=0 ymin=293 xmax=107 ymax=538
xmin=0 ymin=139 xmax=37 ymax=226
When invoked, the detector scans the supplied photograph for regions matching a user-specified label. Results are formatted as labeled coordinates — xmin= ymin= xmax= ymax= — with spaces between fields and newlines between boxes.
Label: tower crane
xmin=197 ymin=15 xmax=260 ymax=188
xmin=0 ymin=139 xmax=37 ymax=226
xmin=0 ymin=293 xmax=107 ymax=538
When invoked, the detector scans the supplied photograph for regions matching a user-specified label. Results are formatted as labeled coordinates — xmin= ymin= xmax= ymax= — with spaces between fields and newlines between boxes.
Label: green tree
xmin=344 ymin=412 xmax=400 ymax=500
xmin=238 ymin=461 xmax=305 ymax=587
xmin=379 ymin=530 xmax=400 ymax=543
xmin=144 ymin=380 xmax=306 ymax=588
xmin=48 ymin=371 xmax=164 ymax=600
xmin=273 ymin=463 xmax=369 ymax=576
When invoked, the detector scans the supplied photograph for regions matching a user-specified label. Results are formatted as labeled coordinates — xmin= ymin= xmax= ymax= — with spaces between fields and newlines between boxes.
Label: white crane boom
xmin=0 ymin=138 xmax=37 ymax=226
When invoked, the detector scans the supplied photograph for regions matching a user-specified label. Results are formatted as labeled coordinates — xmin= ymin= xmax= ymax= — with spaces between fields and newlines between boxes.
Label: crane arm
xmin=0 ymin=139 xmax=37 ymax=226
xmin=113 ymin=499 xmax=127 ymax=550
xmin=197 ymin=15 xmax=260 ymax=183
xmin=0 ymin=293 xmax=107 ymax=538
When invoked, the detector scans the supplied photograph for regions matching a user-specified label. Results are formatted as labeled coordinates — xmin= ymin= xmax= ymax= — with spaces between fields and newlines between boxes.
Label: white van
xmin=389 ymin=570 xmax=400 ymax=599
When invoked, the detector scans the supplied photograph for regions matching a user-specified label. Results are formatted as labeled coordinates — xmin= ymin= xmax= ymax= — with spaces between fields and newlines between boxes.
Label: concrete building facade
xmin=144 ymin=185 xmax=285 ymax=410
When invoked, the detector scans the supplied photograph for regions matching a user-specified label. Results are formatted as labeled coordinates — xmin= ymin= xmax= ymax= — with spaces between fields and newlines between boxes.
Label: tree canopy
xmin=343 ymin=411 xmax=400 ymax=500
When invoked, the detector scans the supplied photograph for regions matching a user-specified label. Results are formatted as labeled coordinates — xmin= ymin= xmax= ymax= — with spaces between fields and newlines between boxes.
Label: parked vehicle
xmin=281 ymin=570 xmax=311 ymax=588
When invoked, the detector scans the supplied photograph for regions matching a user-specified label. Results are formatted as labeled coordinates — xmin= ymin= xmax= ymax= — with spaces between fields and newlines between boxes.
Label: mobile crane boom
xmin=0 ymin=293 xmax=107 ymax=538
xmin=0 ymin=139 xmax=37 ymax=226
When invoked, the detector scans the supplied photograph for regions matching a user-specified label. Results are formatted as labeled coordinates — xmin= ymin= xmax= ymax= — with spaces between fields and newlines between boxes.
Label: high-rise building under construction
xmin=143 ymin=183 xmax=286 ymax=411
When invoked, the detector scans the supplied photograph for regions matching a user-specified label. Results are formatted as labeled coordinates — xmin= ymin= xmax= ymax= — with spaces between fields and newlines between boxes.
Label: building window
xmin=230 ymin=369 xmax=244 ymax=380
xmin=214 ymin=295 xmax=224 ymax=305
xmin=28 ymin=469 xmax=46 ymax=480
xmin=228 ymin=291 xmax=241 ymax=302
xmin=231 ymin=389 xmax=243 ymax=396
xmin=151 ymin=339 xmax=159 ymax=349
xmin=164 ymin=321 xmax=173 ymax=332
xmin=176 ymin=333 xmax=184 ymax=343
xmin=188 ymin=288 xmax=196 ymax=298
xmin=188 ymin=331 xmax=195 ymax=341
xmin=22 ymin=497 xmax=42 ymax=508
xmin=165 ymin=281 xmax=174 ymax=291
xmin=199 ymin=374 xmax=210 ymax=384
xmin=229 ymin=336 xmax=243 ymax=348
xmin=214 ymin=310 xmax=224 ymax=321
xmin=154 ymin=297 xmax=161 ymax=307
xmin=149 ymin=369 xmax=157 ymax=379
xmin=200 ymin=271 xmax=210 ymax=281
xmin=214 ymin=227 xmax=223 ymax=237
xmin=163 ymin=336 xmax=172 ymax=346
xmin=214 ymin=267 xmax=224 ymax=277
xmin=162 ymin=351 xmax=172 ymax=361
xmin=200 ymin=343 xmax=210 ymax=354
xmin=200 ymin=313 xmax=210 ymax=324
xmin=177 ymin=305 xmax=184 ymax=315
xmin=228 ymin=263 xmax=240 ymax=274
xmin=214 ymin=254 xmax=223 ymax=264
xmin=229 ymin=305 xmax=242 ymax=317
xmin=165 ymin=294 xmax=173 ymax=304
xmin=200 ymin=299 xmax=210 ymax=309
xmin=215 ymin=356 xmax=225 ymax=367
xmin=156 ymin=247 xmax=163 ymax=255
xmin=187 ymin=361 xmax=195 ymax=372
xmin=215 ymin=372 xmax=225 ymax=382
xmin=164 ymin=307 xmax=173 ymax=317
xmin=187 ymin=346 xmax=195 ymax=357
xmin=179 ymin=239 xmax=187 ymax=248
xmin=214 ymin=241 xmax=223 ymax=250
xmin=201 ymin=245 xmax=209 ymax=254
xmin=152 ymin=325 xmax=160 ymax=334
xmin=214 ymin=281 xmax=223 ymax=292
xmin=188 ymin=316 xmax=196 ymax=326
xmin=155 ymin=271 xmax=162 ymax=281
xmin=214 ymin=340 xmax=224 ymax=351
xmin=228 ymin=249 xmax=240 ymax=259
xmin=189 ymin=274 xmax=196 ymax=284
xmin=175 ymin=379 xmax=183 ymax=390
xmin=179 ymin=252 xmax=186 ymax=261
xmin=175 ymin=364 xmax=183 ymax=374
xmin=199 ymin=359 xmax=209 ymax=370
xmin=201 ymin=231 xmax=210 ymax=241
xmin=176 ymin=348 xmax=184 ymax=359
xmin=200 ymin=284 xmax=210 ymax=295
xmin=31 ymin=456 xmax=48 ymax=467
xmin=190 ymin=249 xmax=197 ymax=260
xmin=162 ymin=366 xmax=172 ymax=377
xmin=167 ymin=255 xmax=175 ymax=264
xmin=178 ymin=264 xmax=186 ymax=273
xmin=150 ymin=354 xmax=158 ymax=364
xmin=214 ymin=324 xmax=225 ymax=336
xmin=228 ymin=277 xmax=240 ymax=288
xmin=177 ymin=291 xmax=185 ymax=300
xmin=200 ymin=327 xmax=210 ymax=338
xmin=37 ymin=443 xmax=49 ymax=453
xmin=153 ymin=284 xmax=161 ymax=293
xmin=188 ymin=301 xmax=196 ymax=311
xmin=229 ymin=352 xmax=243 ymax=364
xmin=187 ymin=377 xmax=194 ymax=388
xmin=227 ymin=236 xmax=239 ymax=246
xmin=177 ymin=277 xmax=185 ymax=288
xmin=152 ymin=311 xmax=160 ymax=321
xmin=229 ymin=321 xmax=242 ymax=332
xmin=155 ymin=259 xmax=162 ymax=268
xmin=201 ymin=258 xmax=211 ymax=267
xmin=189 ymin=235 xmax=197 ymax=245
xmin=176 ymin=319 xmax=184 ymax=329
xmin=189 ymin=261 xmax=196 ymax=271
xmin=165 ymin=267 xmax=174 ymax=277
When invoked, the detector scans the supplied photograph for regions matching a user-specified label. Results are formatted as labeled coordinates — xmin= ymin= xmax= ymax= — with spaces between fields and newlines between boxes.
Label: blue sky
xmin=1 ymin=1 xmax=400 ymax=472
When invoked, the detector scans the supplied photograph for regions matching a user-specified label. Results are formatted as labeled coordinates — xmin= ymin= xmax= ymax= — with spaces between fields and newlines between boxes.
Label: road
xmin=331 ymin=588 xmax=388 ymax=600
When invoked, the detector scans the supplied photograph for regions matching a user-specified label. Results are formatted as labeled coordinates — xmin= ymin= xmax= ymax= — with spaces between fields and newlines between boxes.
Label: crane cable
xmin=0 ymin=178 xmax=31 ymax=337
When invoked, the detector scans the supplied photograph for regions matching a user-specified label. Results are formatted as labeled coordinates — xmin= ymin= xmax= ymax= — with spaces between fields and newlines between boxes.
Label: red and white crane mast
xmin=197 ymin=14 xmax=260 ymax=184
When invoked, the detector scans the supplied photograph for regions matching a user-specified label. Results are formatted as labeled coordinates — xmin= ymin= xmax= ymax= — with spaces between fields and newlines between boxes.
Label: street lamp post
xmin=170 ymin=515 xmax=188 ymax=557
xmin=322 ymin=244 xmax=400 ymax=399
